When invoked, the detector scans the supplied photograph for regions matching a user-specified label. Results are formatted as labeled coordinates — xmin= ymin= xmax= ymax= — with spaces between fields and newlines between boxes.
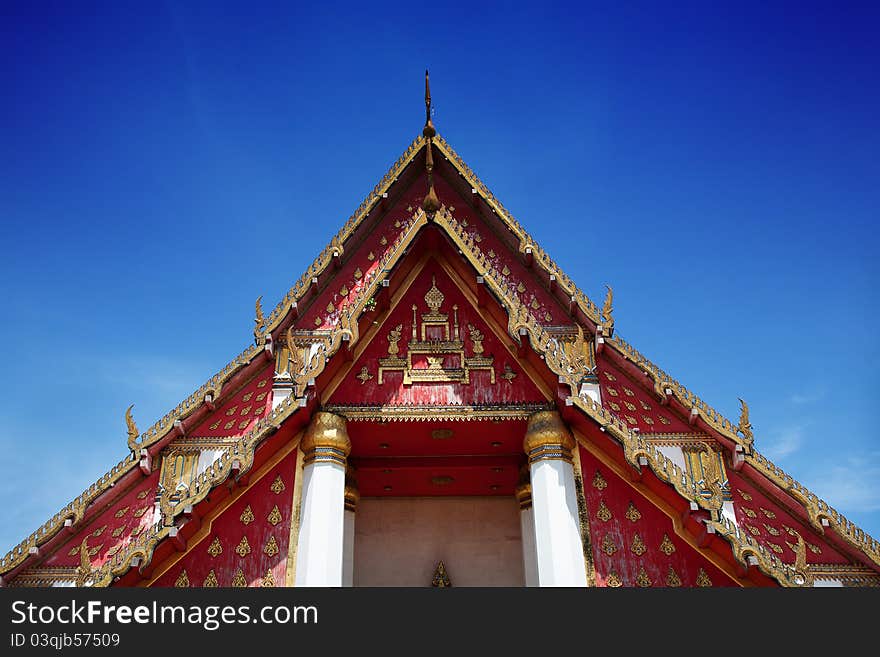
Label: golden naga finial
xmin=421 ymin=69 xmax=440 ymax=214
xmin=602 ymin=285 xmax=614 ymax=325
xmin=125 ymin=404 xmax=139 ymax=451
xmin=76 ymin=536 xmax=91 ymax=587
xmin=737 ymin=397 xmax=754 ymax=444
xmin=254 ymin=295 xmax=266 ymax=344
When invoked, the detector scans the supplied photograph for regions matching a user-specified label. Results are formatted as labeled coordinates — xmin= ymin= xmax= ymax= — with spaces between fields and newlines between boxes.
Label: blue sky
xmin=1 ymin=2 xmax=878 ymax=555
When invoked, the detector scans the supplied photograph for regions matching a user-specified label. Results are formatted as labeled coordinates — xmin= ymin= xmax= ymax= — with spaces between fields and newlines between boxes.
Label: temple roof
xmin=3 ymin=90 xmax=878 ymax=587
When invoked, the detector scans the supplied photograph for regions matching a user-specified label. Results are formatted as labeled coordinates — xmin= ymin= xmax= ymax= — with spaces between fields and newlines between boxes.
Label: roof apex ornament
xmin=421 ymin=69 xmax=441 ymax=214
xmin=736 ymin=397 xmax=754 ymax=447
xmin=254 ymin=295 xmax=266 ymax=345
xmin=125 ymin=404 xmax=139 ymax=452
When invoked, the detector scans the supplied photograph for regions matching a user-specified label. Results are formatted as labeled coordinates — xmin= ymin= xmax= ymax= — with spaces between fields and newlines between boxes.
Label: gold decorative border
xmin=323 ymin=403 xmax=553 ymax=422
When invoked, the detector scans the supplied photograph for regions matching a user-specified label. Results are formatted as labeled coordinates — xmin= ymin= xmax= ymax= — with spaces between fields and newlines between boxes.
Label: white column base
xmin=530 ymin=459 xmax=587 ymax=586
xmin=294 ymin=461 xmax=346 ymax=586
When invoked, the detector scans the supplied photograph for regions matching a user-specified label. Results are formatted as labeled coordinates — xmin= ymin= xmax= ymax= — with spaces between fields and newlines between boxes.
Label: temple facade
xmin=3 ymin=74 xmax=879 ymax=588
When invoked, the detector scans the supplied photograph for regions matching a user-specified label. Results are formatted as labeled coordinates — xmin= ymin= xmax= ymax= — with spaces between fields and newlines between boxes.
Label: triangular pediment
xmin=5 ymin=124 xmax=878 ymax=588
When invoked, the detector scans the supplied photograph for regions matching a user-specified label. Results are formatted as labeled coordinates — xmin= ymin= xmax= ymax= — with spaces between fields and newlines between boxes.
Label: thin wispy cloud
xmin=762 ymin=424 xmax=806 ymax=460
xmin=788 ymin=389 xmax=826 ymax=405
xmin=810 ymin=452 xmax=880 ymax=513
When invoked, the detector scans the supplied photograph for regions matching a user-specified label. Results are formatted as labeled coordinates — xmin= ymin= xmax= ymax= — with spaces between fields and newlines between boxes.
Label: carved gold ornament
xmin=737 ymin=398 xmax=754 ymax=445
xmin=137 ymin=490 xmax=149 ymax=500
xmin=606 ymin=387 xmax=618 ymax=397
xmin=665 ymin=566 xmax=682 ymax=587
xmin=746 ymin=525 xmax=760 ymax=536
xmin=75 ymin=537 xmax=92 ymax=587
xmin=203 ymin=570 xmax=218 ymax=587
xmin=501 ymin=265 xmax=510 ymax=276
xmin=601 ymin=534 xmax=617 ymax=556
xmin=207 ymin=537 xmax=222 ymax=557
xmin=270 ymin=475 xmax=285 ymax=494
xmin=240 ymin=505 xmax=255 ymax=525
xmin=597 ymin=500 xmax=612 ymax=522
xmin=606 ymin=571 xmax=622 ymax=587
xmin=592 ymin=470 xmax=608 ymax=491
xmin=133 ymin=507 xmax=148 ymax=518
xmin=609 ymin=402 xmax=620 ymax=411
xmin=636 ymin=566 xmax=652 ymax=587
xmin=760 ymin=507 xmax=776 ymax=519
xmin=737 ymin=488 xmax=753 ymax=501
xmin=235 ymin=536 xmax=251 ymax=557
xmin=659 ymin=533 xmax=676 ymax=556
xmin=92 ymin=525 xmax=107 ymax=537
xmin=261 ymin=569 xmax=275 ymax=587
xmin=367 ymin=251 xmax=375 ymax=261
xmin=354 ymin=267 xmax=363 ymax=280
xmin=432 ymin=560 xmax=451 ymax=587
xmin=115 ymin=506 xmax=129 ymax=519
xmin=763 ymin=523 xmax=780 ymax=536
xmin=501 ymin=363 xmax=517 ymax=384
xmin=601 ymin=285 xmax=614 ymax=334
xmin=125 ymin=405 xmax=139 ymax=451
xmin=254 ymin=296 xmax=266 ymax=344
xmin=631 ymin=534 xmax=647 ymax=556
xmin=623 ymin=387 xmax=634 ymax=397
xmin=264 ymin=535 xmax=279 ymax=557
xmin=696 ymin=569 xmax=712 ymax=587
xmin=625 ymin=502 xmax=642 ymax=522
xmin=232 ymin=568 xmax=247 ymax=587
xmin=743 ymin=508 xmax=757 ymax=518
xmin=174 ymin=570 xmax=189 ymax=587
xmin=356 ymin=366 xmax=373 ymax=384
xmin=268 ymin=505 xmax=282 ymax=526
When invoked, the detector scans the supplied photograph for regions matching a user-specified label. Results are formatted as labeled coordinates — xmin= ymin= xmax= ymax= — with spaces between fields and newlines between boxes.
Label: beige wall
xmin=353 ymin=496 xmax=524 ymax=587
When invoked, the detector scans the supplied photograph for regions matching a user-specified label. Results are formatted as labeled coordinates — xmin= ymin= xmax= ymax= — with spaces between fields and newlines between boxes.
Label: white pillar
xmin=516 ymin=466 xmax=539 ymax=587
xmin=294 ymin=412 xmax=351 ymax=587
xmin=272 ymin=372 xmax=293 ymax=410
xmin=342 ymin=468 xmax=359 ymax=588
xmin=524 ymin=411 xmax=588 ymax=587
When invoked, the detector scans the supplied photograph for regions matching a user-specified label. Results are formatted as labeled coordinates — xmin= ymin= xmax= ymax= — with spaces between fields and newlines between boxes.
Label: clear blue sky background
xmin=1 ymin=2 xmax=878 ymax=556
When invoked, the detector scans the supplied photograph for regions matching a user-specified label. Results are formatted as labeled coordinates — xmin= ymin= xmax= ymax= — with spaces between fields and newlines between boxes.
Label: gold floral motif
xmin=261 ymin=569 xmax=275 ymax=587
xmin=592 ymin=471 xmax=608 ymax=491
xmin=235 ymin=536 xmax=251 ymax=557
xmin=606 ymin=571 xmax=622 ymax=587
xmin=210 ymin=420 xmax=220 ymax=430
xmin=224 ymin=421 xmax=235 ymax=430
xmin=640 ymin=400 xmax=652 ymax=411
xmin=763 ymin=523 xmax=780 ymax=536
xmin=242 ymin=392 xmax=254 ymax=402
xmin=603 ymin=371 xmax=616 ymax=381
xmin=631 ymin=534 xmax=647 ymax=556
xmin=356 ymin=366 xmax=373 ymax=385
xmin=625 ymin=503 xmax=642 ymax=523
xmin=743 ymin=508 xmax=757 ymax=518
xmin=606 ymin=387 xmax=618 ymax=397
xmin=225 ymin=406 xmax=237 ymax=416
xmin=380 ymin=236 xmax=387 ymax=245
xmin=92 ymin=525 xmax=107 ymax=537
xmin=313 ymin=317 xmax=322 ymax=327
xmin=531 ymin=299 xmax=540 ymax=310
xmin=624 ymin=401 xmax=636 ymax=411
xmin=130 ymin=526 xmax=142 ymax=537
xmin=696 ymin=569 xmax=712 ymax=587
xmin=760 ymin=507 xmax=776 ymax=519
xmin=597 ymin=501 xmax=612 ymax=522
xmin=543 ymin=312 xmax=552 ymax=322
xmin=237 ymin=420 xmax=249 ymax=430
xmin=517 ymin=282 xmax=526 ymax=294
xmin=114 ymin=506 xmax=129 ymax=519
xmin=137 ymin=490 xmax=149 ymax=500
xmin=474 ymin=232 xmax=482 ymax=243
xmin=623 ymin=387 xmax=634 ymax=397
xmin=255 ymin=392 xmax=267 ymax=402
xmin=665 ymin=566 xmax=682 ymax=587
xmin=488 ymin=249 xmax=496 ymax=258
xmin=808 ymin=542 xmax=822 ymax=555
xmin=660 ymin=533 xmax=676 ymax=556
xmin=87 ymin=544 xmax=103 ymax=557
xmin=367 ymin=251 xmax=375 ymax=261
xmin=658 ymin=416 xmax=671 ymax=425
xmin=105 ymin=545 xmax=121 ymax=557
xmin=174 ymin=570 xmax=189 ymax=587
xmin=231 ymin=568 xmax=247 ymax=587
xmin=270 ymin=475 xmax=285 ymax=494
xmin=500 ymin=363 xmax=517 ymax=384
xmin=133 ymin=507 xmax=148 ymax=518
xmin=746 ymin=525 xmax=760 ymax=536
xmin=207 ymin=537 xmax=222 ymax=557
xmin=767 ymin=542 xmax=783 ymax=554
xmin=68 ymin=546 xmax=80 ymax=557
xmin=636 ymin=566 xmax=652 ymax=587
xmin=354 ymin=268 xmax=363 ymax=280
xmin=601 ymin=534 xmax=617 ymax=556
xmin=326 ymin=302 xmax=335 ymax=314
xmin=203 ymin=570 xmax=218 ymax=587
xmin=642 ymin=416 xmax=654 ymax=425
xmin=340 ymin=285 xmax=349 ymax=297
xmin=625 ymin=415 xmax=637 ymax=425
xmin=609 ymin=402 xmax=620 ymax=411
xmin=267 ymin=505 xmax=282 ymax=526
xmin=737 ymin=488 xmax=753 ymax=501
xmin=240 ymin=505 xmax=255 ymax=525
xmin=257 ymin=379 xmax=267 ymax=388
xmin=501 ymin=265 xmax=510 ymax=276
xmin=240 ymin=405 xmax=252 ymax=416
xmin=264 ymin=535 xmax=279 ymax=557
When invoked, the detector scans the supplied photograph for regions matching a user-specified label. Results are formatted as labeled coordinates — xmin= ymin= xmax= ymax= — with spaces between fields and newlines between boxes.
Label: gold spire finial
xmin=254 ymin=295 xmax=266 ymax=344
xmin=125 ymin=404 xmax=139 ymax=451
xmin=601 ymin=284 xmax=614 ymax=335
xmin=421 ymin=69 xmax=440 ymax=213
